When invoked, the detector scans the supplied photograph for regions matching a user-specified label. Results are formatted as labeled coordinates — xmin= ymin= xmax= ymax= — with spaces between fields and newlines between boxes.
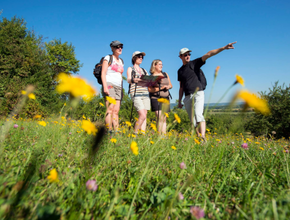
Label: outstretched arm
xmin=202 ymin=41 xmax=237 ymax=62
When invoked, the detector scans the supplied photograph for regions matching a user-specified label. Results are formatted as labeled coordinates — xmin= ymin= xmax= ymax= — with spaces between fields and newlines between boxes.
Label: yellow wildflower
xmin=130 ymin=141 xmax=139 ymax=155
xmin=157 ymin=98 xmax=170 ymax=104
xmin=174 ymin=113 xmax=181 ymax=123
xmin=38 ymin=121 xmax=47 ymax=127
xmin=125 ymin=121 xmax=132 ymax=127
xmin=56 ymin=72 xmax=96 ymax=101
xmin=99 ymin=102 xmax=104 ymax=107
xmin=28 ymin=93 xmax=36 ymax=99
xmin=171 ymin=146 xmax=176 ymax=150
xmin=194 ymin=139 xmax=200 ymax=145
xmin=82 ymin=115 xmax=86 ymax=119
xmin=131 ymin=134 xmax=136 ymax=138
xmin=150 ymin=141 xmax=154 ymax=144
xmin=33 ymin=115 xmax=42 ymax=119
xmin=232 ymin=89 xmax=270 ymax=115
xmin=151 ymin=123 xmax=157 ymax=131
xmin=214 ymin=66 xmax=220 ymax=78
xmin=235 ymin=74 xmax=245 ymax=86
xmin=260 ymin=147 xmax=264 ymax=151
xmin=81 ymin=120 xmax=97 ymax=135
xmin=21 ymin=90 xmax=27 ymax=95
xmin=47 ymin=169 xmax=59 ymax=183
xmin=106 ymin=96 xmax=116 ymax=105
xmin=110 ymin=138 xmax=117 ymax=143
xmin=164 ymin=112 xmax=169 ymax=118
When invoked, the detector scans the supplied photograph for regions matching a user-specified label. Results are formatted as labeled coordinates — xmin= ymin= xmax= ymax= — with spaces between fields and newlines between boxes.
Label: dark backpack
xmin=93 ymin=55 xmax=123 ymax=84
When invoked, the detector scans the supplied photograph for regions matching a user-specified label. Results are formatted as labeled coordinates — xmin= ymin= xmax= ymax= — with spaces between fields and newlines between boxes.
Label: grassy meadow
xmin=1 ymin=115 xmax=290 ymax=219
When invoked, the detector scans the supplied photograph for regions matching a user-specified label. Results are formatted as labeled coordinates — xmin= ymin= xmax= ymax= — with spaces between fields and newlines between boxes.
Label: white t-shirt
xmin=104 ymin=55 xmax=124 ymax=87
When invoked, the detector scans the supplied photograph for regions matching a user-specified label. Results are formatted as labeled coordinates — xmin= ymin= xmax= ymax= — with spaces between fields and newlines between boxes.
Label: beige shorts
xmin=102 ymin=83 xmax=122 ymax=100
xmin=184 ymin=91 xmax=205 ymax=127
xmin=131 ymin=93 xmax=151 ymax=111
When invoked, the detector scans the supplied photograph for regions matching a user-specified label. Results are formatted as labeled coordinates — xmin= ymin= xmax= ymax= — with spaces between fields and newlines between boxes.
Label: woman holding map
xmin=127 ymin=51 xmax=150 ymax=135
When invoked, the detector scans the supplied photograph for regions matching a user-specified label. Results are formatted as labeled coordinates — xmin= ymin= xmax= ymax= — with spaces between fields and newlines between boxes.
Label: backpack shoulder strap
xmin=108 ymin=55 xmax=113 ymax=66
xmin=141 ymin=68 xmax=147 ymax=75
xmin=120 ymin=57 xmax=124 ymax=65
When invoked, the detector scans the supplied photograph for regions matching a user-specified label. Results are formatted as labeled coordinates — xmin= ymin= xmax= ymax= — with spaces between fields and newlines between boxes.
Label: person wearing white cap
xmin=127 ymin=51 xmax=150 ymax=134
xmin=178 ymin=42 xmax=237 ymax=141
xmin=101 ymin=40 xmax=124 ymax=133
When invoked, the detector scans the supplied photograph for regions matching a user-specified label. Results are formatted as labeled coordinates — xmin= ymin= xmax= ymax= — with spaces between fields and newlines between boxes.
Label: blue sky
xmin=1 ymin=0 xmax=290 ymax=103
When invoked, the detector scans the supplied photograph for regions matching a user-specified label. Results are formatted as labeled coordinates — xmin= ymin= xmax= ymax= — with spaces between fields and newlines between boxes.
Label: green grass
xmin=1 ymin=118 xmax=290 ymax=219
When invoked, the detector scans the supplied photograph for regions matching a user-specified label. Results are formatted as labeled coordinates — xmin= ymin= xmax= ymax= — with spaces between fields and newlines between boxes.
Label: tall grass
xmin=1 ymin=117 xmax=290 ymax=219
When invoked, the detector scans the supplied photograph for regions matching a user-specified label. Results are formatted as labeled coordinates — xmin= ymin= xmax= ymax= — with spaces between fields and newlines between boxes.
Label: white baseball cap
xmin=132 ymin=51 xmax=146 ymax=58
xmin=179 ymin=48 xmax=192 ymax=56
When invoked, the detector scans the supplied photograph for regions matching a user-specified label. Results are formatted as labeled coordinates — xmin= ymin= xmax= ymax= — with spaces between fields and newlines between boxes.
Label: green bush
xmin=246 ymin=82 xmax=290 ymax=138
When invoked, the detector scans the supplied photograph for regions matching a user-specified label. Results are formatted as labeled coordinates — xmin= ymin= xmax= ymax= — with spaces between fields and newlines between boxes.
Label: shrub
xmin=246 ymin=82 xmax=290 ymax=138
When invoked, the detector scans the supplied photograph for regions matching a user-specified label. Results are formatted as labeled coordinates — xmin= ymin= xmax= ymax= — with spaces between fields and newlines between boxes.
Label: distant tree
xmin=0 ymin=16 xmax=60 ymax=117
xmin=45 ymin=39 xmax=82 ymax=77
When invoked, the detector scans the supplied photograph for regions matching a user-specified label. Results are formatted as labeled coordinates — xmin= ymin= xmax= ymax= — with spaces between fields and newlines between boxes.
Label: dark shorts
xmin=151 ymin=98 xmax=170 ymax=112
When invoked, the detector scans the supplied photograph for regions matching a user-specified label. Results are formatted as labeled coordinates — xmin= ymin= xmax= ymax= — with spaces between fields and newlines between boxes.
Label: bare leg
xmin=134 ymin=109 xmax=147 ymax=133
xmin=105 ymin=100 xmax=114 ymax=131
xmin=112 ymin=100 xmax=121 ymax=131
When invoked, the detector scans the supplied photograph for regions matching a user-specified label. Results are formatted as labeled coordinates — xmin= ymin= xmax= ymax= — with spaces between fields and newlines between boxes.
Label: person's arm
xmin=101 ymin=60 xmax=109 ymax=95
xmin=178 ymin=81 xmax=183 ymax=108
xmin=161 ymin=72 xmax=173 ymax=90
xmin=201 ymin=41 xmax=237 ymax=62
xmin=127 ymin=67 xmax=140 ymax=84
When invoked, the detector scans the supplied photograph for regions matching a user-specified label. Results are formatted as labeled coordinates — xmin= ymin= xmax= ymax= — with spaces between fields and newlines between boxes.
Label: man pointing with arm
xmin=178 ymin=42 xmax=236 ymax=141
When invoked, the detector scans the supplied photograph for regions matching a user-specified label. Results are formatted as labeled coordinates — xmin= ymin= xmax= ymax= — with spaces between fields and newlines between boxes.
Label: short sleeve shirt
xmin=178 ymin=57 xmax=206 ymax=96
xmin=104 ymin=55 xmax=124 ymax=87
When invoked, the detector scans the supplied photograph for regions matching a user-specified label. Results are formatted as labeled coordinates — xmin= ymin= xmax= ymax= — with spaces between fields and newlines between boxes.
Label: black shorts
xmin=151 ymin=98 xmax=170 ymax=112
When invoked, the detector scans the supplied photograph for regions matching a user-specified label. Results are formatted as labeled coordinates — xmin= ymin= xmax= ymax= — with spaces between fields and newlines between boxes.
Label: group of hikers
xmin=100 ymin=40 xmax=236 ymax=139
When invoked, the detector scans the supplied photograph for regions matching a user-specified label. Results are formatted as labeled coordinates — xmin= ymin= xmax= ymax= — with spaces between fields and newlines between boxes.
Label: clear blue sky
xmin=1 ymin=0 xmax=290 ymax=103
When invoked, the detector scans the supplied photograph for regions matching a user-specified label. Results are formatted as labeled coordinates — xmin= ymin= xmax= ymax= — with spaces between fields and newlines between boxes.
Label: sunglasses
xmin=114 ymin=45 xmax=123 ymax=49
xmin=183 ymin=53 xmax=191 ymax=57
xmin=136 ymin=54 xmax=143 ymax=59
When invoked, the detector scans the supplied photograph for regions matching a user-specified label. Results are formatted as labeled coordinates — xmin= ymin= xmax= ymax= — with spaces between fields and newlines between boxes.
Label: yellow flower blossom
xmin=99 ymin=102 xmax=104 ymax=107
xmin=131 ymin=134 xmax=136 ymax=138
xmin=171 ymin=146 xmax=176 ymax=150
xmin=214 ymin=66 xmax=220 ymax=78
xmin=130 ymin=141 xmax=139 ymax=155
xmin=81 ymin=120 xmax=97 ymax=135
xmin=28 ymin=93 xmax=36 ymax=99
xmin=194 ymin=139 xmax=200 ymax=145
xmin=260 ymin=147 xmax=264 ymax=151
xmin=106 ymin=96 xmax=116 ymax=105
xmin=125 ymin=121 xmax=132 ymax=127
xmin=150 ymin=141 xmax=154 ymax=144
xmin=110 ymin=138 xmax=117 ymax=143
xmin=47 ymin=169 xmax=59 ymax=183
xmin=157 ymin=98 xmax=170 ymax=104
xmin=38 ymin=121 xmax=47 ymax=127
xmin=164 ymin=112 xmax=169 ymax=118
xmin=232 ymin=89 xmax=270 ymax=115
xmin=33 ymin=115 xmax=42 ymax=119
xmin=82 ymin=115 xmax=86 ymax=119
xmin=151 ymin=123 xmax=157 ymax=132
xmin=174 ymin=113 xmax=181 ymax=123
xmin=56 ymin=72 xmax=96 ymax=101
xmin=21 ymin=90 xmax=27 ymax=95
xmin=235 ymin=74 xmax=245 ymax=86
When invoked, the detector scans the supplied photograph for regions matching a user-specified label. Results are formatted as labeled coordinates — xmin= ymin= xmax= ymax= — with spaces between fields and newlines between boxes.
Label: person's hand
xmin=104 ymin=87 xmax=110 ymax=96
xmin=224 ymin=41 xmax=237 ymax=49
xmin=161 ymin=85 xmax=170 ymax=90
xmin=134 ymin=78 xmax=141 ymax=83
xmin=178 ymin=102 xmax=183 ymax=108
